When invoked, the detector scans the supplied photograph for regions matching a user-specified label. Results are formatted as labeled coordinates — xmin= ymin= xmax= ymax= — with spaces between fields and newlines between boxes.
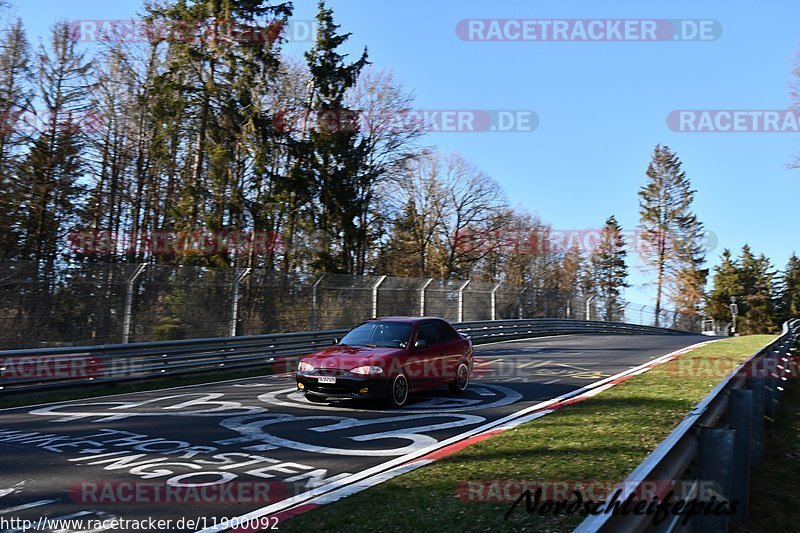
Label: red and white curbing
xmin=205 ymin=339 xmax=718 ymax=533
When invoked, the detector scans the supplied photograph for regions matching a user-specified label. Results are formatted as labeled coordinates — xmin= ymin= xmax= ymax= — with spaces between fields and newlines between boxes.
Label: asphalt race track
xmin=0 ymin=334 xmax=706 ymax=532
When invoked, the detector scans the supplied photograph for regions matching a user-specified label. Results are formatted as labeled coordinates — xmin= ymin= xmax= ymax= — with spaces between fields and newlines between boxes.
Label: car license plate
xmin=318 ymin=376 xmax=336 ymax=384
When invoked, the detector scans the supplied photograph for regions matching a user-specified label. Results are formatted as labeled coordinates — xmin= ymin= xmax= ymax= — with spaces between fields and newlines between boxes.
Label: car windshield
xmin=340 ymin=321 xmax=412 ymax=348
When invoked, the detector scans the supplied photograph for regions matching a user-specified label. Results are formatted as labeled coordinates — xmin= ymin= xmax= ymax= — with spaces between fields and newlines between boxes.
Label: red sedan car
xmin=295 ymin=317 xmax=473 ymax=407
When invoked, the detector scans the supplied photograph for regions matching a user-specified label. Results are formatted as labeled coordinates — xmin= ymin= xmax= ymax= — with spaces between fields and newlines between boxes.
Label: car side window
xmin=416 ymin=322 xmax=439 ymax=346
xmin=433 ymin=320 xmax=460 ymax=342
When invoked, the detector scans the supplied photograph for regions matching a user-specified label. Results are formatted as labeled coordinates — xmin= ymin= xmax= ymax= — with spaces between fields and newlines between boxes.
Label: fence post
xmin=122 ymin=263 xmax=147 ymax=344
xmin=311 ymin=273 xmax=325 ymax=331
xmin=457 ymin=280 xmax=470 ymax=323
xmin=491 ymin=283 xmax=501 ymax=320
xmin=420 ymin=278 xmax=433 ymax=317
xmin=229 ymin=268 xmax=251 ymax=337
xmin=518 ymin=286 xmax=528 ymax=319
xmin=543 ymin=288 xmax=549 ymax=317
xmin=372 ymin=275 xmax=387 ymax=318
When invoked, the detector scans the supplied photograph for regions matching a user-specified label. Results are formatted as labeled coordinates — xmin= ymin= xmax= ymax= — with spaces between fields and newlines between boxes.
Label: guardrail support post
xmin=230 ymin=268 xmax=251 ymax=337
xmin=749 ymin=377 xmax=766 ymax=466
xmin=122 ymin=263 xmax=147 ymax=344
xmin=311 ymin=273 xmax=325 ymax=331
xmin=457 ymin=280 xmax=470 ymax=323
xmin=695 ymin=427 xmax=735 ymax=532
xmin=372 ymin=275 xmax=387 ymax=318
xmin=730 ymin=389 xmax=753 ymax=523
xmin=420 ymin=278 xmax=433 ymax=317
xmin=491 ymin=283 xmax=501 ymax=321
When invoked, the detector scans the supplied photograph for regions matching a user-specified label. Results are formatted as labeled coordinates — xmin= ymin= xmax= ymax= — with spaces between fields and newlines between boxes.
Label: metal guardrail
xmin=0 ymin=318 xmax=694 ymax=396
xmin=574 ymin=319 xmax=800 ymax=533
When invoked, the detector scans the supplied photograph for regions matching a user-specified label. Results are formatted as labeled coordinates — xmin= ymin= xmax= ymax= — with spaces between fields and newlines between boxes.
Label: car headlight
xmin=350 ymin=365 xmax=383 ymax=375
xmin=297 ymin=361 xmax=314 ymax=372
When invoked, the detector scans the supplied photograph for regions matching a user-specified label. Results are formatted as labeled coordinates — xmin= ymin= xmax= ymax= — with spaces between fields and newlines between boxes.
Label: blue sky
xmin=9 ymin=0 xmax=800 ymax=303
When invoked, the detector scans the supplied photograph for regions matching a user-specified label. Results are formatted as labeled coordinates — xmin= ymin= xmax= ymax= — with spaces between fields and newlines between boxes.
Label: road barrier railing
xmin=574 ymin=319 xmax=800 ymax=533
xmin=0 ymin=318 xmax=693 ymax=396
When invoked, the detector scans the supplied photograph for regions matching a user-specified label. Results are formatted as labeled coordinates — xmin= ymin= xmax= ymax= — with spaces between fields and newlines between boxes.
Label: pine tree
xmin=587 ymin=215 xmax=629 ymax=321
xmin=778 ymin=253 xmax=800 ymax=323
xmin=145 ymin=0 xmax=292 ymax=266
xmin=297 ymin=0 xmax=369 ymax=273
xmin=706 ymin=249 xmax=742 ymax=326
xmin=671 ymin=262 xmax=708 ymax=330
xmin=0 ymin=18 xmax=31 ymax=259
xmin=737 ymin=245 xmax=777 ymax=333
xmin=638 ymin=144 xmax=705 ymax=326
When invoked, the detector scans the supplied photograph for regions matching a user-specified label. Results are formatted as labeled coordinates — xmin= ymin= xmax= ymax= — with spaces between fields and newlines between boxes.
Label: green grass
xmin=281 ymin=335 xmax=774 ymax=533
xmin=0 ymin=367 xmax=275 ymax=409
xmin=733 ymin=362 xmax=800 ymax=533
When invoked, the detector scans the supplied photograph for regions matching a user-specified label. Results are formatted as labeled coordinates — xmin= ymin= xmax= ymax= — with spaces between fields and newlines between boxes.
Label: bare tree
xmin=380 ymin=151 xmax=447 ymax=276
xmin=438 ymin=152 xmax=505 ymax=279
xmin=348 ymin=67 xmax=421 ymax=273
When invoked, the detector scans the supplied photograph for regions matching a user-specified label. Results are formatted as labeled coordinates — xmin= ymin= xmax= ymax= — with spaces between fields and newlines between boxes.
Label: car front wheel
xmin=388 ymin=373 xmax=409 ymax=407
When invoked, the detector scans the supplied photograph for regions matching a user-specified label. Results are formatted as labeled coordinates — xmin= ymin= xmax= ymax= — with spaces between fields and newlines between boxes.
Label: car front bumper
xmin=295 ymin=371 xmax=388 ymax=399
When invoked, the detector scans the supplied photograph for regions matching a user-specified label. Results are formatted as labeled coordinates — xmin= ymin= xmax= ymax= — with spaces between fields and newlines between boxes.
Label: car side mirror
xmin=414 ymin=339 xmax=427 ymax=349
xmin=333 ymin=338 xmax=340 ymax=345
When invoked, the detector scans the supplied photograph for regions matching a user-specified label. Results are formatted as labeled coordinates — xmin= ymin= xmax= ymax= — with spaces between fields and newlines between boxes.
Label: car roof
xmin=369 ymin=316 xmax=446 ymax=324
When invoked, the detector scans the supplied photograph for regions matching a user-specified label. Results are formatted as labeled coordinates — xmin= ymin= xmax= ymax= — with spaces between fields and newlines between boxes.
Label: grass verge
xmin=733 ymin=361 xmax=800 ymax=533
xmin=281 ymin=335 xmax=774 ymax=533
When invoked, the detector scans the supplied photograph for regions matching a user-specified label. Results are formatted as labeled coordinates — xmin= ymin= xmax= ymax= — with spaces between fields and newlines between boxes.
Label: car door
xmin=433 ymin=319 xmax=464 ymax=385
xmin=408 ymin=321 xmax=441 ymax=391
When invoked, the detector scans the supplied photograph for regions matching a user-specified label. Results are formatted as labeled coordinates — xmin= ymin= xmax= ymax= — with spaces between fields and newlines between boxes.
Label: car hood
xmin=302 ymin=345 xmax=403 ymax=371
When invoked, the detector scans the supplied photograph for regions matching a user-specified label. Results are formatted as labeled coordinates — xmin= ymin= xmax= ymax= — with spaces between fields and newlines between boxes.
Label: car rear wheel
xmin=448 ymin=362 xmax=469 ymax=393
xmin=388 ymin=373 xmax=409 ymax=407
xmin=305 ymin=393 xmax=328 ymax=403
